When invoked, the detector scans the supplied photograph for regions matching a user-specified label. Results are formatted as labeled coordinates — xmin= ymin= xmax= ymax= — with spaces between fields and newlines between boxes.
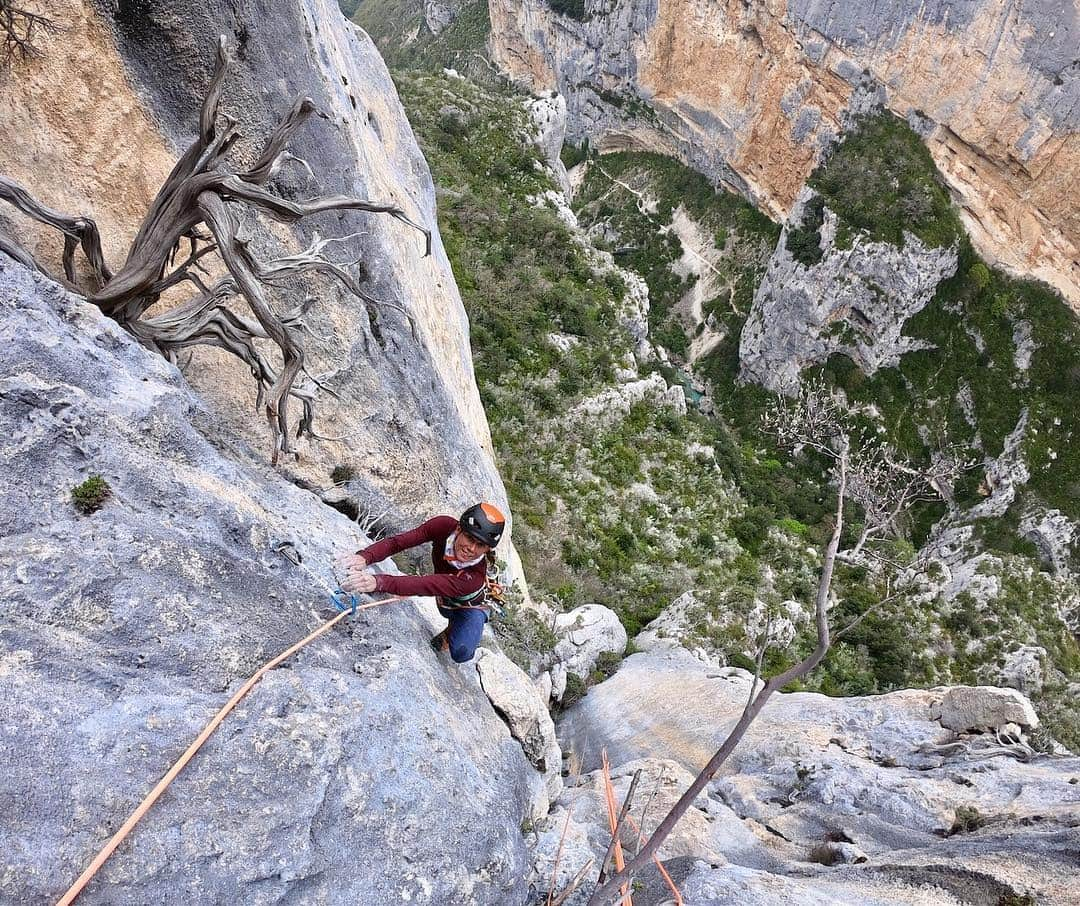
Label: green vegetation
xmin=573 ymin=150 xmax=777 ymax=363
xmin=330 ymin=464 xmax=357 ymax=485
xmin=350 ymin=0 xmax=492 ymax=74
xmin=786 ymin=194 xmax=825 ymax=266
xmin=948 ymin=804 xmax=986 ymax=836
xmin=390 ymin=57 xmax=1077 ymax=740
xmin=809 ymin=112 xmax=961 ymax=249
xmin=71 ymin=475 xmax=111 ymax=514
xmin=808 ymin=236 xmax=1080 ymax=557
xmin=492 ymin=593 xmax=559 ymax=673
xmin=545 ymin=0 xmax=588 ymax=20
xmin=397 ymin=73 xmax=625 ymax=423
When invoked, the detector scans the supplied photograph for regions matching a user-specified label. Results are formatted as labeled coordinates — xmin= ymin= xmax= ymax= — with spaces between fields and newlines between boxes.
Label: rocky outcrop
xmin=476 ymin=647 xmax=563 ymax=801
xmin=568 ymin=373 xmax=686 ymax=426
xmin=0 ymin=0 xmax=513 ymax=545
xmin=738 ymin=190 xmax=958 ymax=392
xmin=527 ymin=90 xmax=572 ymax=196
xmin=999 ymin=645 xmax=1048 ymax=695
xmin=0 ymin=256 xmax=550 ymax=904
xmin=423 ymin=0 xmax=464 ymax=34
xmin=547 ymin=646 xmax=1079 ymax=905
xmin=489 ymin=0 xmax=1080 ymax=308
xmin=931 ymin=685 xmax=1039 ymax=732
xmin=547 ymin=604 xmax=627 ymax=702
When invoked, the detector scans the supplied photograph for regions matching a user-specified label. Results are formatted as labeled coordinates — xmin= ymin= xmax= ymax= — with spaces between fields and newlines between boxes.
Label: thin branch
xmin=550 ymin=858 xmax=595 ymax=906
xmin=1 ymin=1 xmax=58 ymax=64
xmin=546 ymin=801 xmax=577 ymax=906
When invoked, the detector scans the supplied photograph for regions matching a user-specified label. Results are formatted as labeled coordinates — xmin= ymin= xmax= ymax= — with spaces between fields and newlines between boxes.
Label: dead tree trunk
xmin=0 ymin=35 xmax=430 ymax=462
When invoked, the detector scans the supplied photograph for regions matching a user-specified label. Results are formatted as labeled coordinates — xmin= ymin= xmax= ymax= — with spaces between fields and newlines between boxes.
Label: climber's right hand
xmin=334 ymin=551 xmax=368 ymax=576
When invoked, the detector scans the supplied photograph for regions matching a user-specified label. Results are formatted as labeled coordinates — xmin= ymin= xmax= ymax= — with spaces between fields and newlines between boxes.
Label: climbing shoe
xmin=429 ymin=629 xmax=449 ymax=654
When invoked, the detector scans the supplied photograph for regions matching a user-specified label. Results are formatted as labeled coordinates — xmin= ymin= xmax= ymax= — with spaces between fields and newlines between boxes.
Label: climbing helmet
xmin=459 ymin=502 xmax=505 ymax=547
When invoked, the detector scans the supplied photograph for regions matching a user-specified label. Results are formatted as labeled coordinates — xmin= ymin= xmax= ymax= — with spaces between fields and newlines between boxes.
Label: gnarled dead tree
xmin=0 ymin=36 xmax=430 ymax=462
xmin=586 ymin=383 xmax=969 ymax=906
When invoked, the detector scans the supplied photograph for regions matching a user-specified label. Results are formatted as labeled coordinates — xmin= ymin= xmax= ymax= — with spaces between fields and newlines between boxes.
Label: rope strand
xmin=56 ymin=593 xmax=410 ymax=906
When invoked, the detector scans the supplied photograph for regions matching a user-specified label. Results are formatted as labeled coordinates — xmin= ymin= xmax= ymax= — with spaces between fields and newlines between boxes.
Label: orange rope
xmin=600 ymin=749 xmax=632 ymax=906
xmin=56 ymin=594 xmax=411 ymax=906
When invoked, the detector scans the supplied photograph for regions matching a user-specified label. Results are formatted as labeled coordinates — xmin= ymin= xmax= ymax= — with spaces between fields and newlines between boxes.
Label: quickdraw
xmin=329 ymin=589 xmax=360 ymax=616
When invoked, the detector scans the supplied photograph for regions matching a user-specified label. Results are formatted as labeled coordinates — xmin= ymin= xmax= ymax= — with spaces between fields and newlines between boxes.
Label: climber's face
xmin=453 ymin=530 xmax=489 ymax=563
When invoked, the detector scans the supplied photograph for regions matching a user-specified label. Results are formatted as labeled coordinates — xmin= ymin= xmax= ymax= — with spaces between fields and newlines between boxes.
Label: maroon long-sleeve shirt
xmin=358 ymin=515 xmax=486 ymax=600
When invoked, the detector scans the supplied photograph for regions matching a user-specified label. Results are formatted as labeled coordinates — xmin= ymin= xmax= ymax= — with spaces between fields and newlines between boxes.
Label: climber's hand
xmin=335 ymin=552 xmax=368 ymax=576
xmin=341 ymin=570 xmax=378 ymax=594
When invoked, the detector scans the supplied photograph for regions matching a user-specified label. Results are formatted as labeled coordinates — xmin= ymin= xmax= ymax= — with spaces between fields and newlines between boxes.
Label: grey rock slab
xmin=549 ymin=604 xmax=627 ymax=703
xmin=556 ymin=648 xmax=1079 ymax=892
xmin=739 ymin=190 xmax=958 ymax=394
xmin=931 ymin=685 xmax=1040 ymax=732
xmin=475 ymin=647 xmax=563 ymax=804
xmin=0 ymin=258 xmax=538 ymax=905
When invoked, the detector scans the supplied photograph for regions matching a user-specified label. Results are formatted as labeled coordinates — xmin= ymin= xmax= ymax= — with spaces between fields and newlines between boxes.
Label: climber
xmin=337 ymin=503 xmax=506 ymax=663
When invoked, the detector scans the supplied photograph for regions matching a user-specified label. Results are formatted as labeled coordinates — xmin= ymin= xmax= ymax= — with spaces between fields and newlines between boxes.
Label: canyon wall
xmin=489 ymin=0 xmax=1080 ymax=307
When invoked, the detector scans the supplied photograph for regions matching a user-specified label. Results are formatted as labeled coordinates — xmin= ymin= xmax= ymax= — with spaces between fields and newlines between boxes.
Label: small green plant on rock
xmin=71 ymin=475 xmax=111 ymax=514
xmin=561 ymin=672 xmax=588 ymax=708
xmin=949 ymin=804 xmax=986 ymax=835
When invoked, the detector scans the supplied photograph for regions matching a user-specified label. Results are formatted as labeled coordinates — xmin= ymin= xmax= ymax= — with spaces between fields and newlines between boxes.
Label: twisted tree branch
xmin=0 ymin=34 xmax=432 ymax=462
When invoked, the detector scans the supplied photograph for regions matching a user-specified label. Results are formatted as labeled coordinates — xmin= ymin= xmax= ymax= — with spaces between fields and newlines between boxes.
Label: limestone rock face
xmin=999 ymin=645 xmax=1048 ymax=695
xmin=475 ymin=647 xmax=563 ymax=802
xmin=423 ymin=0 xmax=463 ymax=34
xmin=738 ymin=191 xmax=958 ymax=392
xmin=489 ymin=0 xmax=1080 ymax=308
xmin=931 ymin=685 xmax=1040 ymax=732
xmin=0 ymin=258 xmax=540 ymax=904
xmin=551 ymin=647 xmax=1079 ymax=905
xmin=547 ymin=604 xmax=628 ymax=702
xmin=527 ymin=91 xmax=572 ymax=196
xmin=0 ymin=0 xmax=514 ymax=547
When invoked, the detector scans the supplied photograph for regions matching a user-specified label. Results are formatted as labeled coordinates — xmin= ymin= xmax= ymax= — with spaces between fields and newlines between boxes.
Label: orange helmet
xmin=459 ymin=502 xmax=505 ymax=547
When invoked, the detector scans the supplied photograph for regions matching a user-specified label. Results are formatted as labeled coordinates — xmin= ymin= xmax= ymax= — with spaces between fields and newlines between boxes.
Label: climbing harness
xmin=55 ymin=572 xmax=412 ymax=906
xmin=438 ymin=561 xmax=509 ymax=616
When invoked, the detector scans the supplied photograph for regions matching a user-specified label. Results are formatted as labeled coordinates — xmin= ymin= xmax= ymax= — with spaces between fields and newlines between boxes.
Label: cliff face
xmin=0 ymin=0 xmax=509 ymax=533
xmin=489 ymin=0 xmax=1080 ymax=308
xmin=0 ymin=257 xmax=548 ymax=904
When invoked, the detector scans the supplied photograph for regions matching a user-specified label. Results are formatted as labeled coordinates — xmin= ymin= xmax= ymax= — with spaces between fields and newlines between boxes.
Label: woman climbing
xmin=337 ymin=503 xmax=506 ymax=662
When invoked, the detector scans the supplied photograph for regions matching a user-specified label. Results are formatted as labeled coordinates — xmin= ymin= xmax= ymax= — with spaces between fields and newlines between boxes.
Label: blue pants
xmin=437 ymin=604 xmax=488 ymax=663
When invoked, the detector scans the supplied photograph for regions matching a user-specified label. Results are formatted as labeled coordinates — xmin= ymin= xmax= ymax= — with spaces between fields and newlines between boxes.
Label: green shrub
xmin=546 ymin=0 xmax=587 ymax=19
xmin=493 ymin=597 xmax=558 ymax=673
xmin=968 ymin=262 xmax=991 ymax=289
xmin=590 ymin=649 xmax=624 ymax=684
xmin=810 ymin=112 xmax=960 ymax=249
xmin=561 ymin=672 xmax=588 ymax=707
xmin=949 ymin=805 xmax=986 ymax=835
xmin=71 ymin=475 xmax=111 ymax=515
xmin=560 ymin=140 xmax=589 ymax=170
xmin=777 ymin=517 xmax=809 ymax=536
xmin=786 ymin=195 xmax=825 ymax=266
xmin=330 ymin=464 xmax=357 ymax=485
